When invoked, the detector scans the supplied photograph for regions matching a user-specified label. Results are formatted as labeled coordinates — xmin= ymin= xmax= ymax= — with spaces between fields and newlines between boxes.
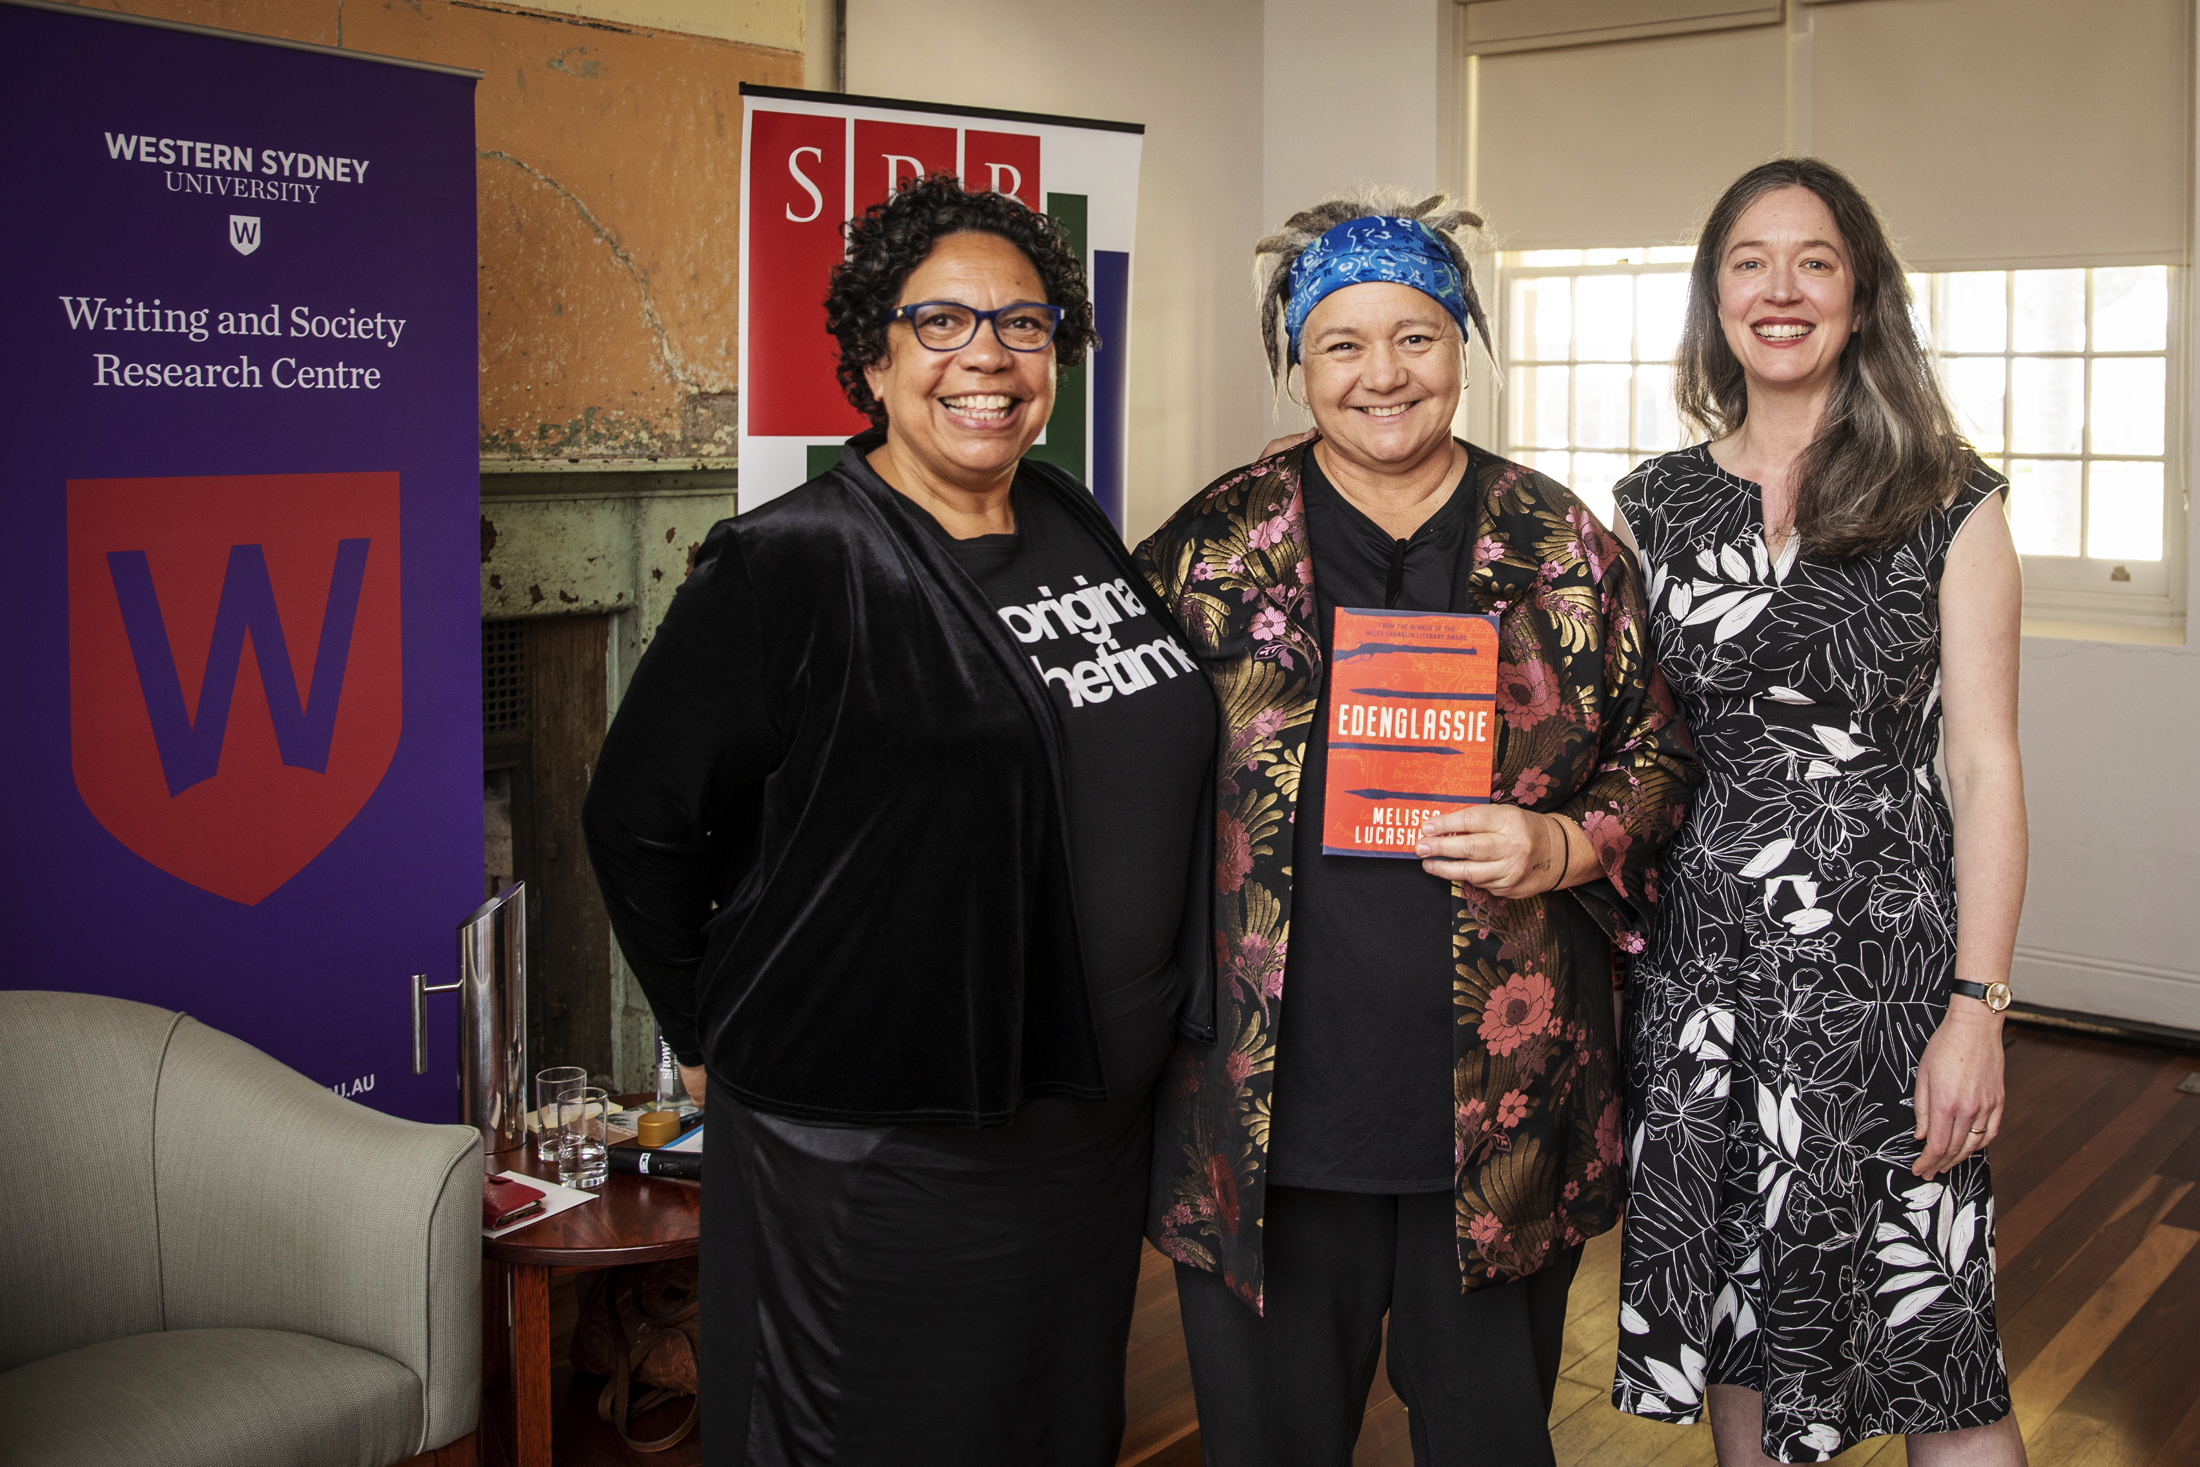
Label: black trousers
xmin=1174 ymin=1187 xmax=1582 ymax=1467
xmin=698 ymin=967 xmax=1181 ymax=1466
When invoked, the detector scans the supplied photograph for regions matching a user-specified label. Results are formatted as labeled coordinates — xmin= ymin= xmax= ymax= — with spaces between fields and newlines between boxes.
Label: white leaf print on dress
xmin=1740 ymin=839 xmax=1796 ymax=879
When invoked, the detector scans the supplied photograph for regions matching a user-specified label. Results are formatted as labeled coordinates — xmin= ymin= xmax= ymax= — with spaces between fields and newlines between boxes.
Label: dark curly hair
xmin=824 ymin=173 xmax=1099 ymax=429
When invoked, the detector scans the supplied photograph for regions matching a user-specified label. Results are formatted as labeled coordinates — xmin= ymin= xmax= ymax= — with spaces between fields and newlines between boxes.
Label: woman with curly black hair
xmin=584 ymin=174 xmax=1217 ymax=1466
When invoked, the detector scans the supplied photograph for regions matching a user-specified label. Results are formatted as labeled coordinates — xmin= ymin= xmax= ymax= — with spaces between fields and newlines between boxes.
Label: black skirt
xmin=698 ymin=963 xmax=1184 ymax=1467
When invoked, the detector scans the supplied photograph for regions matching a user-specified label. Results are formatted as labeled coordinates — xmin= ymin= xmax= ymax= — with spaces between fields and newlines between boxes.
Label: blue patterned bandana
xmin=1283 ymin=215 xmax=1471 ymax=363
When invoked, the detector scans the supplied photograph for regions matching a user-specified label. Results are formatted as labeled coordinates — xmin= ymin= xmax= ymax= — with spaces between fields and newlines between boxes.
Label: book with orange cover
xmin=1321 ymin=607 xmax=1500 ymax=857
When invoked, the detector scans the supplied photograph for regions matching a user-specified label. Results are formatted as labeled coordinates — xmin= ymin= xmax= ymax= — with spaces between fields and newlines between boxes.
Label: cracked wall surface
xmin=68 ymin=0 xmax=802 ymax=462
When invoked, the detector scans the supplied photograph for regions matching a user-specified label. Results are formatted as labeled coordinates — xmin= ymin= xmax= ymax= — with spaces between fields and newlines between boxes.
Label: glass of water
xmin=558 ymin=1087 xmax=611 ymax=1190
xmin=535 ymin=1066 xmax=588 ymax=1161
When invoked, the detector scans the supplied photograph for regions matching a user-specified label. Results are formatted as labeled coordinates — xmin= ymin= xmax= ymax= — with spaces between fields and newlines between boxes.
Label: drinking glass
xmin=534 ymin=1066 xmax=588 ymax=1161
xmin=558 ymin=1087 xmax=611 ymax=1190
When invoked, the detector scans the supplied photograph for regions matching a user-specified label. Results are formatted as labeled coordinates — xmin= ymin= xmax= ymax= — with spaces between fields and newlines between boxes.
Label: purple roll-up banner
xmin=0 ymin=2 xmax=482 ymax=1124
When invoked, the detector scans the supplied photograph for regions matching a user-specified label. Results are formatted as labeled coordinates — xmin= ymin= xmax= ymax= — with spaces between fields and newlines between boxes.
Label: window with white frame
xmin=1496 ymin=252 xmax=2184 ymax=622
xmin=1917 ymin=266 xmax=2177 ymax=607
xmin=1499 ymin=248 xmax=1696 ymax=530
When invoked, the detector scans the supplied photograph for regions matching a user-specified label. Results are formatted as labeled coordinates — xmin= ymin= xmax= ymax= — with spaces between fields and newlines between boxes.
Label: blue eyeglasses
xmin=884 ymin=300 xmax=1064 ymax=352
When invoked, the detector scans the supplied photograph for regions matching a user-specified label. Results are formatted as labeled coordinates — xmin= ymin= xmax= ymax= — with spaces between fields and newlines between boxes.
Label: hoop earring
xmin=1285 ymin=363 xmax=1308 ymax=408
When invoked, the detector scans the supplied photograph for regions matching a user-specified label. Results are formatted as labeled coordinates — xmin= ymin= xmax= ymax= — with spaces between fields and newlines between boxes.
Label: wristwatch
xmin=1949 ymin=979 xmax=2013 ymax=1012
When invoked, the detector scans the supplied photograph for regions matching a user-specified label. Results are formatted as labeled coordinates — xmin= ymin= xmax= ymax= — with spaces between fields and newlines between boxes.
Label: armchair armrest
xmin=151 ymin=1017 xmax=484 ymax=1454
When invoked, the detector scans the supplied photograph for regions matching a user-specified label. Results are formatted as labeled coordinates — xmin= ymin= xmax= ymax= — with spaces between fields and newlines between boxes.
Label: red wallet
xmin=483 ymin=1174 xmax=546 ymax=1229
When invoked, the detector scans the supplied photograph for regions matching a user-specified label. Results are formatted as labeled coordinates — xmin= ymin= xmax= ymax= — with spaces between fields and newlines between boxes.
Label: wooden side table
xmin=482 ymin=1140 xmax=702 ymax=1467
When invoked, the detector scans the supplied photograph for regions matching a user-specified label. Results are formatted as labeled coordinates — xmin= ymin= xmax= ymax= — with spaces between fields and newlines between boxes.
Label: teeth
xmin=1754 ymin=323 xmax=1811 ymax=339
xmin=1361 ymin=403 xmax=1413 ymax=418
xmin=942 ymin=393 xmax=1015 ymax=420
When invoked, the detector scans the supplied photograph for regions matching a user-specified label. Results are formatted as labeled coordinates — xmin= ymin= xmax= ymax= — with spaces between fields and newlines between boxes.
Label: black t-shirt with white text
xmin=919 ymin=478 xmax=1215 ymax=1087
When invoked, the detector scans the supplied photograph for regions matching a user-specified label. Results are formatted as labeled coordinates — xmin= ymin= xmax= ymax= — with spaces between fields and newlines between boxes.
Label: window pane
xmin=1575 ymin=276 xmax=1633 ymax=361
xmin=2087 ymin=461 xmax=2165 ymax=560
xmin=1945 ymin=357 xmax=2006 ymax=452
xmin=1581 ymin=249 xmax=1637 ymax=265
xmin=1514 ymin=250 xmax=1583 ymax=267
xmin=1571 ymin=453 xmax=1631 ymax=528
xmin=1509 ymin=276 xmax=1571 ymax=361
xmin=1636 ymin=365 xmax=1682 ymax=452
xmin=2012 ymin=269 xmax=2085 ymax=352
xmin=2009 ymin=357 xmax=2085 ymax=454
xmin=1507 ymin=365 xmax=1571 ymax=448
xmin=1574 ymin=364 xmax=1630 ymax=449
xmin=1906 ymin=272 xmax=1935 ymax=348
xmin=2007 ymin=458 xmax=2082 ymax=557
xmin=1646 ymin=246 xmax=1695 ymax=264
xmin=1939 ymin=271 xmax=2008 ymax=354
xmin=2090 ymin=357 xmax=2166 ymax=456
xmin=2093 ymin=266 xmax=2169 ymax=352
xmin=1524 ymin=450 xmax=1573 ymax=487
xmin=1636 ymin=273 xmax=1688 ymax=363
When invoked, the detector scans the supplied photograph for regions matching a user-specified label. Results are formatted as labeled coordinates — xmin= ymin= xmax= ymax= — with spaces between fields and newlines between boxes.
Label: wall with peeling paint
xmin=519 ymin=0 xmax=802 ymax=53
xmin=65 ymin=0 xmax=802 ymax=462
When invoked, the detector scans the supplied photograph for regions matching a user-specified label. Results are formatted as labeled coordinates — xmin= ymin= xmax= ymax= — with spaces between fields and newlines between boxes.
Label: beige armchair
xmin=0 ymin=990 xmax=483 ymax=1467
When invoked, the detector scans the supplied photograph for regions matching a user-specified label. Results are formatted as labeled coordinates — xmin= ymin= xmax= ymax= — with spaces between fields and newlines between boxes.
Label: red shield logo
xmin=68 ymin=473 xmax=403 ymax=905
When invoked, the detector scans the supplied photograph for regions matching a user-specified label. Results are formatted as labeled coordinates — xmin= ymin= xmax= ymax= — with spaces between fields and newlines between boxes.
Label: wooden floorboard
xmin=1110 ymin=1029 xmax=2200 ymax=1467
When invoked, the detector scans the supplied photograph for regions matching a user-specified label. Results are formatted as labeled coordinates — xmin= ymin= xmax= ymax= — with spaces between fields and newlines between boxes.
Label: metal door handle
xmin=412 ymin=971 xmax=462 ymax=1074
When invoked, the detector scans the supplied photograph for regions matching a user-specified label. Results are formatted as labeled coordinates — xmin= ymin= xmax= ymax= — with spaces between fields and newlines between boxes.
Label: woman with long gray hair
xmin=1610 ymin=158 xmax=2028 ymax=1464
xmin=1137 ymin=188 xmax=1696 ymax=1465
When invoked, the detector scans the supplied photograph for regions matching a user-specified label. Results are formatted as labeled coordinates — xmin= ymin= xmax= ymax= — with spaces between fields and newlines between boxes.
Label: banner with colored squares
xmin=737 ymin=84 xmax=1144 ymax=526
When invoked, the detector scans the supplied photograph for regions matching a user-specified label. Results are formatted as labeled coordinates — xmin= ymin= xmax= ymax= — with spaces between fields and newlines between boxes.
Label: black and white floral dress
xmin=1610 ymin=444 xmax=2012 ymax=1461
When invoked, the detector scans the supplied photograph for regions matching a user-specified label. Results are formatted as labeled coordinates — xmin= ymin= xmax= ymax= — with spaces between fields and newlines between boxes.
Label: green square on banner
xmin=1025 ymin=192 xmax=1088 ymax=485
xmin=806 ymin=443 xmax=842 ymax=482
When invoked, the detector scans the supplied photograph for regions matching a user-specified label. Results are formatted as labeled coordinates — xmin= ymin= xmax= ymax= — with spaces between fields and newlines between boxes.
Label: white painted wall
xmin=1260 ymin=0 xmax=1447 ymax=228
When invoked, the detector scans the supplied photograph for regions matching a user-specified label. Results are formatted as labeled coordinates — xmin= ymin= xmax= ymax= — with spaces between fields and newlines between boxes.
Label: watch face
xmin=1985 ymin=981 xmax=2013 ymax=1012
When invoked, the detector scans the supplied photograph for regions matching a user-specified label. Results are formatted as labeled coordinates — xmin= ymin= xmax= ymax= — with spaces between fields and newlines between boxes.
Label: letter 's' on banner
xmin=737 ymin=84 xmax=1144 ymax=527
xmin=0 ymin=2 xmax=481 ymax=1124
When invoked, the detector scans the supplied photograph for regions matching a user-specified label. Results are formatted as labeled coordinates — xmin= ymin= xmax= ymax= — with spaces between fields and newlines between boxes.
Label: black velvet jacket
xmin=583 ymin=438 xmax=1215 ymax=1128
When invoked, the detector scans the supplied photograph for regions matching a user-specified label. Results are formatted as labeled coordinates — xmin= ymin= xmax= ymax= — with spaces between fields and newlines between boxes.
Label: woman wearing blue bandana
xmin=1134 ymin=190 xmax=1698 ymax=1466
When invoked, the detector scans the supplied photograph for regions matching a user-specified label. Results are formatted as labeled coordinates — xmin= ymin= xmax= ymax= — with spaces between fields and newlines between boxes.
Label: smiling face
xmin=1299 ymin=281 xmax=1465 ymax=476
xmin=1715 ymin=185 xmax=1858 ymax=397
xmin=863 ymin=231 xmax=1056 ymax=494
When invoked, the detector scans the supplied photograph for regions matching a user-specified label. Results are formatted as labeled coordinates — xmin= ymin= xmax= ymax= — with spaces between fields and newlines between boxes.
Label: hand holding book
xmin=1414 ymin=804 xmax=1592 ymax=899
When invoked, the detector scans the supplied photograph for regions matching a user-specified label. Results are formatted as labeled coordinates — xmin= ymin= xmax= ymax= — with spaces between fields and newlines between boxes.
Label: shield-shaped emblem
xmin=228 ymin=214 xmax=261 ymax=255
xmin=68 ymin=473 xmax=403 ymax=905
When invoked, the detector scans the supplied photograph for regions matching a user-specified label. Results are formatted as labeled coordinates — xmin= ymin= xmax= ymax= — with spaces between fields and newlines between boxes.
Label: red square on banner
xmin=854 ymin=120 xmax=956 ymax=210
xmin=965 ymin=131 xmax=1040 ymax=209
xmin=748 ymin=109 xmax=867 ymax=437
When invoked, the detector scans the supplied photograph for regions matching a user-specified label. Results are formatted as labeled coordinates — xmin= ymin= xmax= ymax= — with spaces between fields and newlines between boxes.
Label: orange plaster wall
xmin=61 ymin=1 xmax=802 ymax=461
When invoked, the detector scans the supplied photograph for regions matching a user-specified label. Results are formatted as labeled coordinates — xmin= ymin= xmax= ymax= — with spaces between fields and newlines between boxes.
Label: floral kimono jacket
xmin=1134 ymin=440 xmax=1698 ymax=1309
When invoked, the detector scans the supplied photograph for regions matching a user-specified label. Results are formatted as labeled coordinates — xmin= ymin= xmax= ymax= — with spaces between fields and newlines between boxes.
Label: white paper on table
xmin=482 ymin=1170 xmax=602 ymax=1239
xmin=663 ymin=1125 xmax=704 ymax=1154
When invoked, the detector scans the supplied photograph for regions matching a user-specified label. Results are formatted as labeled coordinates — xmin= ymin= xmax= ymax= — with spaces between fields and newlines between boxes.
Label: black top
xmin=916 ymin=480 xmax=1216 ymax=1056
xmin=1266 ymin=448 xmax=1472 ymax=1193
xmin=582 ymin=436 xmax=1216 ymax=1127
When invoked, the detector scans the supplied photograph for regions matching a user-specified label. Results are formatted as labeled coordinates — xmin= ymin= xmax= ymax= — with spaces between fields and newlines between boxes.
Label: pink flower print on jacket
xmin=1247 ymin=513 xmax=1292 ymax=551
xmin=1479 ymin=971 xmax=1557 ymax=1056
xmin=1215 ymin=810 xmax=1254 ymax=893
xmin=1496 ymin=659 xmax=1561 ymax=728
xmin=1583 ymin=809 xmax=1635 ymax=897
